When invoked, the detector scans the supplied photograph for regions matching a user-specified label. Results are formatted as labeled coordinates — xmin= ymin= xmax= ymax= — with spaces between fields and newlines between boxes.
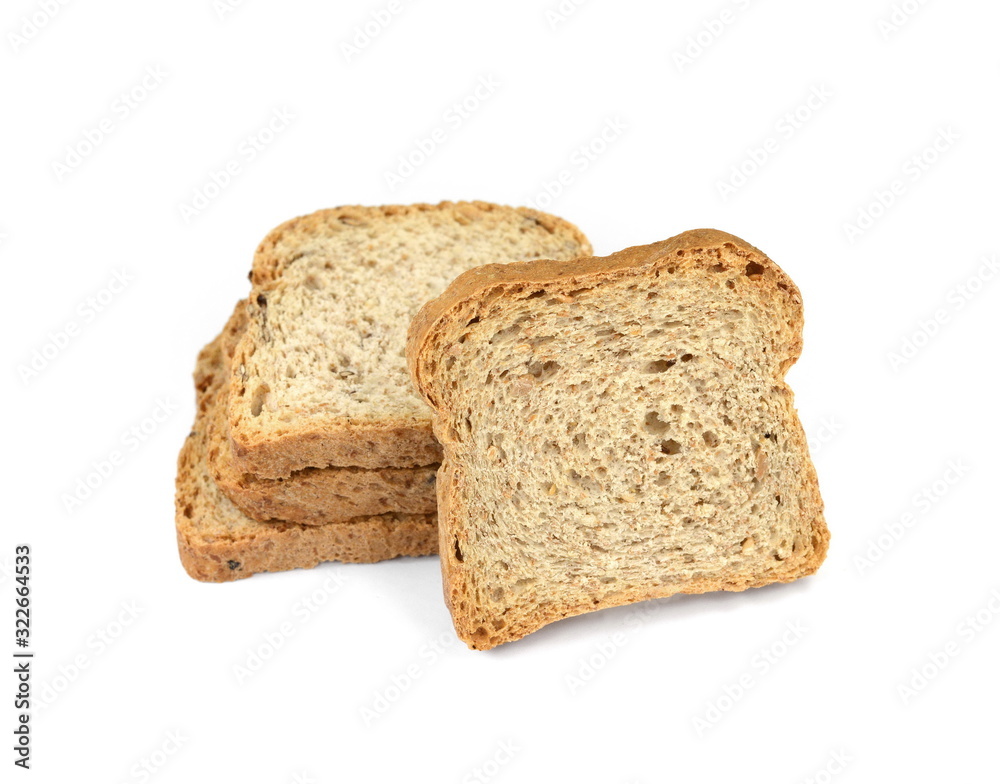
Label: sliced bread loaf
xmin=227 ymin=202 xmax=591 ymax=478
xmin=408 ymin=229 xmax=829 ymax=649
xmin=207 ymin=302 xmax=438 ymax=525
xmin=176 ymin=314 xmax=437 ymax=583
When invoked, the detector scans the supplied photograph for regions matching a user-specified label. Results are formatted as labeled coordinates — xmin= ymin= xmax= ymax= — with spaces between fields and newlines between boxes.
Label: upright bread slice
xmin=228 ymin=202 xmax=591 ymax=478
xmin=207 ymin=302 xmax=438 ymax=525
xmin=176 ymin=314 xmax=437 ymax=583
xmin=408 ymin=229 xmax=829 ymax=649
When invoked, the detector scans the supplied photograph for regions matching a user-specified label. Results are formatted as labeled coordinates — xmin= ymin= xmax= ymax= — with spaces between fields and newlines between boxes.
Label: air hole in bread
xmin=490 ymin=324 xmax=521 ymax=344
xmin=527 ymin=360 xmax=560 ymax=380
xmin=659 ymin=439 xmax=682 ymax=455
xmin=250 ymin=384 xmax=270 ymax=417
xmin=644 ymin=411 xmax=669 ymax=435
xmin=645 ymin=359 xmax=676 ymax=373
xmin=744 ymin=261 xmax=765 ymax=278
xmin=681 ymin=353 xmax=694 ymax=362
xmin=453 ymin=539 xmax=464 ymax=562
xmin=471 ymin=627 xmax=491 ymax=646
xmin=703 ymin=431 xmax=720 ymax=447
xmin=526 ymin=290 xmax=546 ymax=300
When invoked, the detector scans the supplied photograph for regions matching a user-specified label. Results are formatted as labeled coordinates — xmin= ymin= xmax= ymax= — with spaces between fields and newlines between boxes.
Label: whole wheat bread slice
xmin=408 ymin=229 xmax=829 ymax=649
xmin=207 ymin=302 xmax=438 ymax=525
xmin=176 ymin=317 xmax=437 ymax=583
xmin=227 ymin=202 xmax=591 ymax=478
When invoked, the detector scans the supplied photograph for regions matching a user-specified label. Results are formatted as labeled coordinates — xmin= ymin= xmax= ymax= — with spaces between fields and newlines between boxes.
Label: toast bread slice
xmin=408 ymin=229 xmax=828 ymax=648
xmin=227 ymin=202 xmax=591 ymax=478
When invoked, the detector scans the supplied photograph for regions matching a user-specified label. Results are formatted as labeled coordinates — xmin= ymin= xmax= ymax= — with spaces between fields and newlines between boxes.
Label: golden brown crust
xmin=226 ymin=421 xmax=444 ymax=477
xmin=175 ymin=311 xmax=438 ymax=584
xmin=227 ymin=202 xmax=591 ymax=477
xmin=408 ymin=229 xmax=827 ymax=649
xmin=212 ymin=454 xmax=439 ymax=525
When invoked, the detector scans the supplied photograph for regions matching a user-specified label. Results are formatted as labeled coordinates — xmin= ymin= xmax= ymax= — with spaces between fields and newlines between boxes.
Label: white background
xmin=3 ymin=0 xmax=998 ymax=781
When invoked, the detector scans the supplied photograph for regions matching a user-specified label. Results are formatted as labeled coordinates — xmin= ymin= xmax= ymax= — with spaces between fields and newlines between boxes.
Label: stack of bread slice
xmin=175 ymin=202 xmax=592 ymax=581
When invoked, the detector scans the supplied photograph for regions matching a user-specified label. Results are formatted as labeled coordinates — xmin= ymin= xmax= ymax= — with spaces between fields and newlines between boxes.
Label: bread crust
xmin=227 ymin=202 xmax=592 ymax=478
xmin=407 ymin=229 xmax=828 ymax=649
xmin=175 ymin=312 xmax=437 ymax=583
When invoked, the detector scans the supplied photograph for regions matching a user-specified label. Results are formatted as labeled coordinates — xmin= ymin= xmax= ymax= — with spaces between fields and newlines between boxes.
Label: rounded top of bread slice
xmin=408 ymin=228 xmax=803 ymax=412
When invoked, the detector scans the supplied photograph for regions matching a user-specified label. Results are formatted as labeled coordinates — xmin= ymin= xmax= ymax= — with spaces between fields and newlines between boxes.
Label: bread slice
xmin=408 ymin=229 xmax=829 ymax=649
xmin=227 ymin=202 xmax=591 ymax=478
xmin=176 ymin=316 xmax=437 ymax=583
xmin=206 ymin=302 xmax=438 ymax=525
